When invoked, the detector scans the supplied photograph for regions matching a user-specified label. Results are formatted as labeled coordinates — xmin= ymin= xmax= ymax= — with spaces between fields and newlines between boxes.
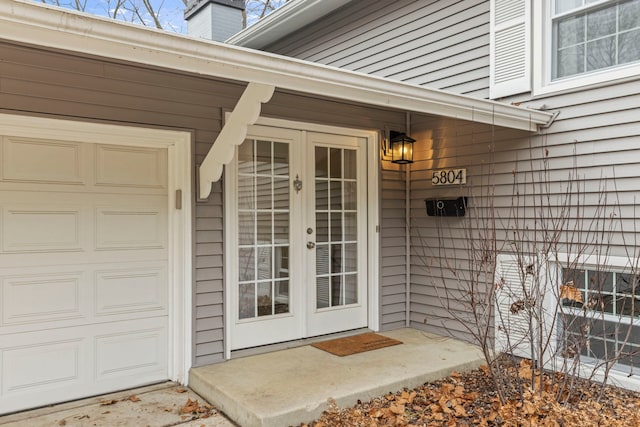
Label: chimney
xmin=184 ymin=0 xmax=246 ymax=42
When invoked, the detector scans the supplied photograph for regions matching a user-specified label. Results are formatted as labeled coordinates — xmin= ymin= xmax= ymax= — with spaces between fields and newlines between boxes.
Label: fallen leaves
xmin=179 ymin=398 xmax=216 ymax=420
xmin=99 ymin=394 xmax=141 ymax=406
xmin=301 ymin=363 xmax=640 ymax=427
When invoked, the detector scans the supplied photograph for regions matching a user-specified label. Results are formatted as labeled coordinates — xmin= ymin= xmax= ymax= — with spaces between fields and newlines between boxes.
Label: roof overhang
xmin=0 ymin=1 xmax=556 ymax=197
xmin=226 ymin=0 xmax=354 ymax=48
xmin=0 ymin=1 xmax=553 ymax=133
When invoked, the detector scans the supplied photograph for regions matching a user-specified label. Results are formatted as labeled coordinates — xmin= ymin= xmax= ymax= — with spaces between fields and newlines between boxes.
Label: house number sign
xmin=431 ymin=168 xmax=466 ymax=185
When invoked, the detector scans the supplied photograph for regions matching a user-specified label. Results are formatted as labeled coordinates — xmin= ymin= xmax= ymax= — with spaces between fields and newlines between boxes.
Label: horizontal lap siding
xmin=0 ymin=41 xmax=409 ymax=363
xmin=264 ymin=0 xmax=491 ymax=97
xmin=408 ymin=79 xmax=640 ymax=343
xmin=380 ymin=165 xmax=407 ymax=330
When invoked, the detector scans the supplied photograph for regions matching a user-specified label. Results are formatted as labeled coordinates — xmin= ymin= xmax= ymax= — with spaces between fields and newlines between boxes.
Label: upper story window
xmin=553 ymin=0 xmax=640 ymax=80
xmin=523 ymin=0 xmax=640 ymax=96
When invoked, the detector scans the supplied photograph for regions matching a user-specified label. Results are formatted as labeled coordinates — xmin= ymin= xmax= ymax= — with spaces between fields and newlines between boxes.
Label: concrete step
xmin=189 ymin=328 xmax=485 ymax=427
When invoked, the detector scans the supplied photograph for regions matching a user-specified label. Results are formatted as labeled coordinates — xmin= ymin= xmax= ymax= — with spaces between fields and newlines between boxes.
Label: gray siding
xmin=0 ymin=41 xmax=407 ymax=364
xmin=263 ymin=0 xmax=491 ymax=98
xmin=379 ymin=164 xmax=408 ymax=330
xmin=407 ymin=79 xmax=640 ymax=342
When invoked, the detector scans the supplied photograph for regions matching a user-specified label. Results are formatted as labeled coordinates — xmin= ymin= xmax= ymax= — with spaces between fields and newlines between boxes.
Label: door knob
xmin=306 ymin=241 xmax=316 ymax=249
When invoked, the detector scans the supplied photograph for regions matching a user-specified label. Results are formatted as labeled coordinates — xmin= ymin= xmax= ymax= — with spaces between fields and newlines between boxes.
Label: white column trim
xmin=199 ymin=82 xmax=274 ymax=199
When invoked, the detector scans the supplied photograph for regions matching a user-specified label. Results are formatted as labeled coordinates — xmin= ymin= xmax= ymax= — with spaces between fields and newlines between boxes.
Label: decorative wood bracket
xmin=198 ymin=82 xmax=275 ymax=199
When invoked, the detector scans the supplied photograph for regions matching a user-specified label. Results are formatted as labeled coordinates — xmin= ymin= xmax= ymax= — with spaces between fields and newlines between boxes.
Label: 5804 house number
xmin=431 ymin=168 xmax=466 ymax=185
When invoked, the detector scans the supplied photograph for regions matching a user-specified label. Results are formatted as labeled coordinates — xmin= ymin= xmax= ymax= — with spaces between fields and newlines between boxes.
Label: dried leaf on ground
xmin=300 ymin=365 xmax=640 ymax=427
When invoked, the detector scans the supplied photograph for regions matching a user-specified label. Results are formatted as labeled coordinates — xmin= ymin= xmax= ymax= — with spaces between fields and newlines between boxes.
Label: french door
xmin=227 ymin=126 xmax=368 ymax=350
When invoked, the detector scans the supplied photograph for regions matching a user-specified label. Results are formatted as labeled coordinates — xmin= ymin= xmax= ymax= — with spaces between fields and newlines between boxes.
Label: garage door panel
xmin=1 ymin=137 xmax=85 ymax=185
xmin=95 ymin=144 xmax=167 ymax=189
xmin=1 ymin=338 xmax=85 ymax=396
xmin=95 ymin=266 xmax=167 ymax=316
xmin=2 ymin=206 xmax=83 ymax=252
xmin=0 ymin=319 xmax=167 ymax=414
xmin=95 ymin=207 xmax=166 ymax=250
xmin=1 ymin=272 xmax=84 ymax=326
xmin=95 ymin=325 xmax=167 ymax=380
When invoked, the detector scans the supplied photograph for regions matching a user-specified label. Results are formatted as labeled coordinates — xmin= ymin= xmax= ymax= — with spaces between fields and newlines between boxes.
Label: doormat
xmin=311 ymin=332 xmax=402 ymax=357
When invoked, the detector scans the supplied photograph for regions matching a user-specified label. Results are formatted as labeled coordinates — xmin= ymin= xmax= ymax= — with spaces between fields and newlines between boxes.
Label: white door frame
xmin=0 ymin=113 xmax=193 ymax=384
xmin=224 ymin=116 xmax=379 ymax=359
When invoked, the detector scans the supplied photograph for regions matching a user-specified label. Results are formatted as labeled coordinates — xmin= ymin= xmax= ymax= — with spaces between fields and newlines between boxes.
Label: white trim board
xmin=223 ymin=116 xmax=380 ymax=359
xmin=226 ymin=0 xmax=354 ymax=48
xmin=0 ymin=0 xmax=553 ymax=132
xmin=0 ymin=112 xmax=193 ymax=385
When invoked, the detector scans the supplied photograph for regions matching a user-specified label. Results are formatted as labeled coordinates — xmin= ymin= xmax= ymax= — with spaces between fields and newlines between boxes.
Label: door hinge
xmin=175 ymin=189 xmax=182 ymax=210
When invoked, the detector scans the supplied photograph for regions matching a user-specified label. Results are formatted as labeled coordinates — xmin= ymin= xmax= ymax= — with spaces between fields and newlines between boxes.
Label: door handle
xmin=306 ymin=241 xmax=316 ymax=249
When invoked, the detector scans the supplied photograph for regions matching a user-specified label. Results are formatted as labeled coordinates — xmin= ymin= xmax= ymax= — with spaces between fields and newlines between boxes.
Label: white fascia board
xmin=226 ymin=0 xmax=352 ymax=48
xmin=0 ymin=0 xmax=554 ymax=132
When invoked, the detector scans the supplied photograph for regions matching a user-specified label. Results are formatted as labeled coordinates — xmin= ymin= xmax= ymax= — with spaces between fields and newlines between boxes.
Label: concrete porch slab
xmin=189 ymin=328 xmax=485 ymax=427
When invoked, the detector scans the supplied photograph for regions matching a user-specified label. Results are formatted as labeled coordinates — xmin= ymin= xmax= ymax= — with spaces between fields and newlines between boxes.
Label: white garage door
xmin=0 ymin=135 xmax=170 ymax=414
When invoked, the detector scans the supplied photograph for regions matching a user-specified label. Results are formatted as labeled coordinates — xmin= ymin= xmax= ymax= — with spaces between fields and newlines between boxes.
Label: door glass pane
xmin=256 ymin=140 xmax=271 ymax=174
xmin=239 ymin=248 xmax=255 ymax=281
xmin=315 ymin=146 xmax=328 ymax=178
xmin=330 ymin=148 xmax=341 ymax=178
xmin=344 ymin=181 xmax=357 ymax=210
xmin=316 ymin=244 xmax=329 ymax=275
xmin=330 ymin=181 xmax=342 ymax=210
xmin=315 ymin=146 xmax=358 ymax=309
xmin=275 ymin=280 xmax=289 ymax=313
xmin=344 ymin=274 xmax=358 ymax=305
xmin=274 ymin=142 xmax=289 ymax=176
xmin=238 ymin=176 xmax=255 ymax=210
xmin=273 ymin=178 xmax=289 ymax=209
xmin=237 ymin=139 xmax=290 ymax=320
xmin=344 ymin=150 xmax=356 ymax=179
xmin=331 ymin=244 xmax=342 ymax=274
xmin=316 ymin=181 xmax=328 ymax=210
xmin=316 ymin=213 xmax=329 ymax=242
xmin=239 ymin=283 xmax=255 ymax=319
xmin=317 ymin=277 xmax=330 ymax=309
xmin=257 ymin=282 xmax=272 ymax=317
xmin=238 ymin=212 xmax=254 ymax=245
xmin=344 ymin=243 xmax=357 ymax=272
xmin=273 ymin=213 xmax=289 ymax=244
xmin=344 ymin=213 xmax=357 ymax=241
xmin=256 ymin=177 xmax=271 ymax=209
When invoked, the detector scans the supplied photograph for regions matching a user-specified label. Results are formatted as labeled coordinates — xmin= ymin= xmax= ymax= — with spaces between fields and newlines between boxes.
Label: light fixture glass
xmin=390 ymin=132 xmax=415 ymax=164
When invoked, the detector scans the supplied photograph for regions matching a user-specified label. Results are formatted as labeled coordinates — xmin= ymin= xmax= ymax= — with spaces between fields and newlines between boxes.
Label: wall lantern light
xmin=390 ymin=131 xmax=415 ymax=164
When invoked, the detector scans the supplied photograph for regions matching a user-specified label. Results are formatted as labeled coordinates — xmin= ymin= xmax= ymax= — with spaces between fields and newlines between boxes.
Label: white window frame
xmin=533 ymin=0 xmax=640 ymax=96
xmin=554 ymin=253 xmax=640 ymax=391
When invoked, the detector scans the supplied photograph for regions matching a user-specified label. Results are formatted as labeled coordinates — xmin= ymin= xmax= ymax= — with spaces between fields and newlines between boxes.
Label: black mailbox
xmin=425 ymin=197 xmax=467 ymax=217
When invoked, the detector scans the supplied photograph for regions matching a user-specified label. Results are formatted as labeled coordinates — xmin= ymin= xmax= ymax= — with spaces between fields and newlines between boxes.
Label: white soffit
xmin=226 ymin=0 xmax=354 ymax=48
xmin=0 ymin=0 xmax=554 ymax=132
